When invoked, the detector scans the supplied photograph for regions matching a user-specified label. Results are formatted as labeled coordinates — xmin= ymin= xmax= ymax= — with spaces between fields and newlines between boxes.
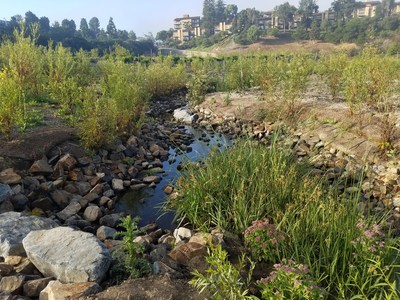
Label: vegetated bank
xmin=0 ymin=26 xmax=400 ymax=298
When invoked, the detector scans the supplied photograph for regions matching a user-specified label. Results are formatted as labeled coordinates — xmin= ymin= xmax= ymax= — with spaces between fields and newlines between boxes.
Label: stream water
xmin=116 ymin=126 xmax=233 ymax=229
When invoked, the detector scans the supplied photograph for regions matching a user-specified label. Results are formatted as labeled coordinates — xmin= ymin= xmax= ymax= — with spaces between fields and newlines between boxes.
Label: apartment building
xmin=354 ymin=1 xmax=380 ymax=18
xmin=173 ymin=15 xmax=202 ymax=43
xmin=173 ymin=1 xmax=400 ymax=43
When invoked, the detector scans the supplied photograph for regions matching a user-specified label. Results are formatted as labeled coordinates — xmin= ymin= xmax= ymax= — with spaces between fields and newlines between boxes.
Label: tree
xmin=106 ymin=17 xmax=117 ymax=37
xmin=61 ymin=19 xmax=76 ymax=34
xmin=39 ymin=17 xmax=50 ymax=33
xmin=292 ymin=24 xmax=309 ymax=40
xmin=274 ymin=2 xmax=297 ymax=32
xmin=309 ymin=20 xmax=320 ymax=40
xmin=215 ymin=0 xmax=226 ymax=23
xmin=89 ymin=17 xmax=100 ymax=38
xmin=202 ymin=0 xmax=216 ymax=37
xmin=234 ymin=8 xmax=260 ymax=33
xmin=382 ymin=0 xmax=395 ymax=17
xmin=156 ymin=29 xmax=173 ymax=42
xmin=246 ymin=25 xmax=261 ymax=42
xmin=225 ymin=4 xmax=238 ymax=22
xmin=118 ymin=29 xmax=129 ymax=40
xmin=79 ymin=18 xmax=90 ymax=39
xmin=298 ymin=0 xmax=318 ymax=28
xmin=128 ymin=31 xmax=137 ymax=41
xmin=25 ymin=11 xmax=39 ymax=26
xmin=331 ymin=0 xmax=357 ymax=23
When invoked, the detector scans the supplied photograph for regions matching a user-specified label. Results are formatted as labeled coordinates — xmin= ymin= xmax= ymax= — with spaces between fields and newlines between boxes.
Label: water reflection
xmin=117 ymin=126 xmax=232 ymax=229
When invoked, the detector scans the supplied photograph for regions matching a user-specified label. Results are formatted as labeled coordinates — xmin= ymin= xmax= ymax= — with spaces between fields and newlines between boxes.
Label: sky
xmin=0 ymin=0 xmax=333 ymax=36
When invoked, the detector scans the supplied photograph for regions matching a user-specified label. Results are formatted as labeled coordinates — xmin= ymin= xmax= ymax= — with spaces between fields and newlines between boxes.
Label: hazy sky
xmin=1 ymin=0 xmax=333 ymax=36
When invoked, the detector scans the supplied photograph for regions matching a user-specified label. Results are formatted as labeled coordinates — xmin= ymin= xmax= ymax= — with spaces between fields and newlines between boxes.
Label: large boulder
xmin=23 ymin=227 xmax=111 ymax=283
xmin=0 ymin=212 xmax=58 ymax=257
xmin=173 ymin=108 xmax=199 ymax=124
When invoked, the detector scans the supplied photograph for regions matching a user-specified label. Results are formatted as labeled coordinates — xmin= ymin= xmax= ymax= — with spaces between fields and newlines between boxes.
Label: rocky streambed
xmin=0 ymin=91 xmax=399 ymax=299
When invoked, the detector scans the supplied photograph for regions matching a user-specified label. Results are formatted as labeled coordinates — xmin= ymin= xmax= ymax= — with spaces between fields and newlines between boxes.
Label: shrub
xmin=78 ymin=86 xmax=115 ymax=149
xmin=258 ymin=259 xmax=325 ymax=300
xmin=0 ymin=24 xmax=45 ymax=98
xmin=243 ymin=218 xmax=285 ymax=263
xmin=113 ymin=215 xmax=152 ymax=280
xmin=0 ymin=68 xmax=26 ymax=138
xmin=318 ymin=52 xmax=347 ymax=101
xmin=190 ymin=244 xmax=255 ymax=300
xmin=144 ymin=55 xmax=187 ymax=96
xmin=99 ymin=59 xmax=149 ymax=136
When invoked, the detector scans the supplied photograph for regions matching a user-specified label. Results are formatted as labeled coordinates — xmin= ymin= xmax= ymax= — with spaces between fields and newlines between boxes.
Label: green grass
xmin=169 ymin=138 xmax=313 ymax=234
xmin=169 ymin=138 xmax=400 ymax=299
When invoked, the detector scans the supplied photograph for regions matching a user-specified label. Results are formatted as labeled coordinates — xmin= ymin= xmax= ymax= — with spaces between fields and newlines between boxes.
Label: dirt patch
xmin=212 ymin=37 xmax=358 ymax=55
xmin=0 ymin=106 xmax=78 ymax=169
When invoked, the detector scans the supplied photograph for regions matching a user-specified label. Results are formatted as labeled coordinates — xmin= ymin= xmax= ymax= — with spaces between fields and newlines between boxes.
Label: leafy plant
xmin=243 ymin=218 xmax=286 ymax=263
xmin=0 ymin=24 xmax=45 ymax=98
xmin=0 ymin=68 xmax=26 ymax=138
xmin=258 ymin=259 xmax=325 ymax=300
xmin=190 ymin=244 xmax=256 ymax=300
xmin=114 ymin=215 xmax=152 ymax=279
xmin=318 ymin=52 xmax=347 ymax=101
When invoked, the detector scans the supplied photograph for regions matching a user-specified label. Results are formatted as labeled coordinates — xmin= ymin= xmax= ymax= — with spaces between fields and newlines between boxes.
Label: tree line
xmin=165 ymin=0 xmax=400 ymax=49
xmin=0 ymin=11 xmax=156 ymax=55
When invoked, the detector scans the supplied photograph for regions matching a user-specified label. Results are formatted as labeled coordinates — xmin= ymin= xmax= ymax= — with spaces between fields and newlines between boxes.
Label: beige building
xmin=173 ymin=15 xmax=202 ymax=43
xmin=215 ymin=22 xmax=232 ymax=33
xmin=353 ymin=1 xmax=380 ymax=18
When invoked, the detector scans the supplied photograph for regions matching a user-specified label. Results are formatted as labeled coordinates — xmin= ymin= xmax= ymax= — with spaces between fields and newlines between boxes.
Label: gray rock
xmin=50 ymin=190 xmax=71 ymax=209
xmin=39 ymin=280 xmax=102 ymax=300
xmin=31 ymin=197 xmax=56 ymax=212
xmin=142 ymin=176 xmax=161 ymax=184
xmin=173 ymin=108 xmax=199 ymax=124
xmin=56 ymin=201 xmax=81 ymax=222
xmin=74 ymin=181 xmax=91 ymax=196
xmin=96 ymin=226 xmax=116 ymax=241
xmin=111 ymin=179 xmax=124 ymax=191
xmin=133 ymin=235 xmax=152 ymax=251
xmin=99 ymin=213 xmax=124 ymax=228
xmin=10 ymin=194 xmax=28 ymax=211
xmin=102 ymin=189 xmax=115 ymax=198
xmin=23 ymin=277 xmax=53 ymax=298
xmin=130 ymin=183 xmax=147 ymax=191
xmin=83 ymin=206 xmax=102 ymax=222
xmin=0 ymin=184 xmax=13 ymax=204
xmin=79 ymin=192 xmax=99 ymax=208
xmin=23 ymin=227 xmax=111 ymax=283
xmin=0 ymin=212 xmax=58 ymax=257
xmin=0 ymin=199 xmax=14 ymax=214
xmin=173 ymin=227 xmax=193 ymax=243
xmin=29 ymin=157 xmax=53 ymax=174
xmin=22 ymin=177 xmax=40 ymax=191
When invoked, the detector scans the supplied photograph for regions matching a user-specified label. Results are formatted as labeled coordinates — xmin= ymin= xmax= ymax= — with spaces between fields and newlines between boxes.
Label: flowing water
xmin=116 ymin=126 xmax=232 ymax=229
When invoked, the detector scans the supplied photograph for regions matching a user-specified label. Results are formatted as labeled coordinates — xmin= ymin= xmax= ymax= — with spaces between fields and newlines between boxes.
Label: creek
xmin=116 ymin=125 xmax=233 ymax=229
